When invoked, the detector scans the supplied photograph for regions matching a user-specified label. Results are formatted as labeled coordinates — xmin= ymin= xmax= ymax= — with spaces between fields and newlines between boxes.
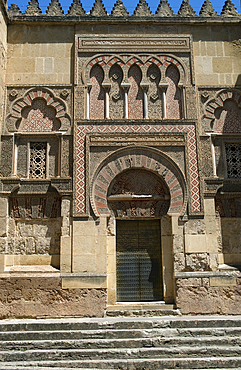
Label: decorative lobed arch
xmin=84 ymin=53 xmax=187 ymax=85
xmin=90 ymin=146 xmax=188 ymax=217
xmin=203 ymin=89 xmax=241 ymax=132
xmin=5 ymin=88 xmax=71 ymax=133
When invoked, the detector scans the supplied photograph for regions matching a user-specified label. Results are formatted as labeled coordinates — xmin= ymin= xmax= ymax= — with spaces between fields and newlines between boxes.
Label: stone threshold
xmin=107 ymin=302 xmax=173 ymax=311
xmin=105 ymin=302 xmax=180 ymax=317
xmin=0 ymin=265 xmax=60 ymax=278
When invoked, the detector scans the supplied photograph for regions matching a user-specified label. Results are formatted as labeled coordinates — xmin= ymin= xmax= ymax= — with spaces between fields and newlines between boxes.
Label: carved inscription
xmin=78 ymin=35 xmax=191 ymax=52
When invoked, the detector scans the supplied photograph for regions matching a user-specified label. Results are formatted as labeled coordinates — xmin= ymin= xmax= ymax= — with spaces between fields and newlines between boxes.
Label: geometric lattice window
xmin=225 ymin=143 xmax=241 ymax=179
xmin=29 ymin=142 xmax=47 ymax=179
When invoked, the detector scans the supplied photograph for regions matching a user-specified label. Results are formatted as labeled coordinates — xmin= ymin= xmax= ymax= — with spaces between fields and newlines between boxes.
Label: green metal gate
xmin=116 ymin=220 xmax=163 ymax=302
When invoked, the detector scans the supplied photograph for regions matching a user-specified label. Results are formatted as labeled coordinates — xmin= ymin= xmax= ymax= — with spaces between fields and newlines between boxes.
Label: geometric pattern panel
xmin=76 ymin=123 xmax=200 ymax=215
xmin=18 ymin=99 xmax=61 ymax=132
xmin=29 ymin=142 xmax=47 ymax=179
xmin=225 ymin=143 xmax=241 ymax=179
xmin=91 ymin=148 xmax=183 ymax=216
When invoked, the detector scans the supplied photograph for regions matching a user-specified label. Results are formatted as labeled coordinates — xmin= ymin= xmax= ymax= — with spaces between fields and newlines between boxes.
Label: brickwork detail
xmin=203 ymin=90 xmax=241 ymax=133
xmin=76 ymin=123 xmax=200 ymax=215
xmin=91 ymin=146 xmax=187 ymax=217
xmin=89 ymin=65 xmax=105 ymax=120
xmin=166 ymin=65 xmax=182 ymax=119
xmin=128 ymin=65 xmax=143 ymax=119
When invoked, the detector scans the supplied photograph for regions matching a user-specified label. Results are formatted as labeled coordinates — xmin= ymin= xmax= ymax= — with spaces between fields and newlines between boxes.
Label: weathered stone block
xmin=185 ymin=253 xmax=209 ymax=271
xmin=173 ymin=235 xmax=184 ymax=253
xmin=174 ymin=253 xmax=185 ymax=272
xmin=209 ymin=253 xmax=219 ymax=271
xmin=184 ymin=219 xmax=206 ymax=235
xmin=0 ymin=197 xmax=8 ymax=217
xmin=206 ymin=233 xmax=218 ymax=254
xmin=210 ymin=276 xmax=236 ymax=287
xmin=62 ymin=275 xmax=107 ymax=289
xmin=0 ymin=218 xmax=7 ymax=237
xmin=0 ymin=276 xmax=106 ymax=318
xmin=0 ymin=238 xmax=6 ymax=253
xmin=185 ymin=234 xmax=207 ymax=253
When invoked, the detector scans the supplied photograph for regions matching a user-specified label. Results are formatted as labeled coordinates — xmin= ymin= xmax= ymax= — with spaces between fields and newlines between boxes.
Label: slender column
xmin=179 ymin=83 xmax=184 ymax=119
xmin=12 ymin=135 xmax=18 ymax=176
xmin=161 ymin=85 xmax=168 ymax=119
xmin=141 ymin=84 xmax=149 ymax=119
xmin=103 ymin=84 xmax=111 ymax=119
xmin=211 ymin=135 xmax=217 ymax=177
xmin=86 ymin=84 xmax=91 ymax=120
xmin=121 ymin=84 xmax=130 ymax=119
xmin=57 ymin=134 xmax=62 ymax=177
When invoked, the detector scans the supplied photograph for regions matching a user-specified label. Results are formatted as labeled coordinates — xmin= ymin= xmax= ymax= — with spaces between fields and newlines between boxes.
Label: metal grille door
xmin=116 ymin=220 xmax=163 ymax=302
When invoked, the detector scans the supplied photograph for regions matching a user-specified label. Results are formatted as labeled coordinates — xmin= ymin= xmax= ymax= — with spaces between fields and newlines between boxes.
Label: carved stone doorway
xmin=107 ymin=168 xmax=170 ymax=302
xmin=116 ymin=219 xmax=162 ymax=302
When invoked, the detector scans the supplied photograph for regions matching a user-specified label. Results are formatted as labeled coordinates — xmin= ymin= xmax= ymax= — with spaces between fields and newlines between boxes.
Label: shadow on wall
xmin=235 ymin=74 xmax=241 ymax=87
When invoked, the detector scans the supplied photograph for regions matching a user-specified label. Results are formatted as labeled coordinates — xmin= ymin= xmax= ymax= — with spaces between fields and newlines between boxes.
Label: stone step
xmin=0 ymin=317 xmax=241 ymax=332
xmin=1 ymin=326 xmax=241 ymax=341
xmin=0 ymin=335 xmax=240 ymax=350
xmin=1 ymin=346 xmax=241 ymax=362
xmin=2 ymin=368 xmax=241 ymax=370
xmin=1 ymin=368 xmax=241 ymax=370
xmin=105 ymin=310 xmax=180 ymax=317
xmin=0 ymin=357 xmax=241 ymax=369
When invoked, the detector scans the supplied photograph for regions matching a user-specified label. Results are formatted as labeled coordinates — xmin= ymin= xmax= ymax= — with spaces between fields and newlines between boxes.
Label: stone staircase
xmin=0 ymin=316 xmax=241 ymax=369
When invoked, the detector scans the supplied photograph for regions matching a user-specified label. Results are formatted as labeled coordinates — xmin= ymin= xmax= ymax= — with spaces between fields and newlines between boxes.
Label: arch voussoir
xmin=91 ymin=146 xmax=187 ymax=217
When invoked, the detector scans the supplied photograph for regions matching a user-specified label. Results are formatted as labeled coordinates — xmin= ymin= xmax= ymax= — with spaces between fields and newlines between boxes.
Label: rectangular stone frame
xmin=73 ymin=121 xmax=204 ymax=218
xmin=107 ymin=215 xmax=174 ymax=306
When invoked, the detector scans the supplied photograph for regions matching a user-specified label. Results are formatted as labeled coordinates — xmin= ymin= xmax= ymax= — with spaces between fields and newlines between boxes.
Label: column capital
xmin=121 ymin=83 xmax=130 ymax=92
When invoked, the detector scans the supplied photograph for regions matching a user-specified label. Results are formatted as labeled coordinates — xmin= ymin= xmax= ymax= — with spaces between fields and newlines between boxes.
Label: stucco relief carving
xmin=107 ymin=169 xmax=170 ymax=218
xmin=83 ymin=53 xmax=187 ymax=120
xmin=203 ymin=89 xmax=241 ymax=133
xmin=5 ymin=88 xmax=71 ymax=133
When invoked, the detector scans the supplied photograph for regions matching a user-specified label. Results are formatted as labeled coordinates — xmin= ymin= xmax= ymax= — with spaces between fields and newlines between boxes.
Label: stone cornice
xmin=7 ymin=14 xmax=241 ymax=24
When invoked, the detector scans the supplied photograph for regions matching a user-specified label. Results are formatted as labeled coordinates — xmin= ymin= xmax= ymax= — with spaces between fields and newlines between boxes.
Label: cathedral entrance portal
xmin=107 ymin=168 xmax=170 ymax=302
xmin=116 ymin=219 xmax=162 ymax=302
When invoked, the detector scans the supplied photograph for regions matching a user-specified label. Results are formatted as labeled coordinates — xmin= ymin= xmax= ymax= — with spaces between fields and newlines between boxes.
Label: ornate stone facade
xmin=0 ymin=0 xmax=241 ymax=318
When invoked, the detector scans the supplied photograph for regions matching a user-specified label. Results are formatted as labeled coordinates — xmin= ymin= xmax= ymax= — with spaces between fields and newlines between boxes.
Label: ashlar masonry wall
xmin=0 ymin=2 xmax=241 ymax=317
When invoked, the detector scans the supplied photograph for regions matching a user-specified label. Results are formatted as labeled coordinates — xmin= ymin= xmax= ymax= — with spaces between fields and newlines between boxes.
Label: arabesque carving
xmin=6 ymin=88 xmax=71 ymax=133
